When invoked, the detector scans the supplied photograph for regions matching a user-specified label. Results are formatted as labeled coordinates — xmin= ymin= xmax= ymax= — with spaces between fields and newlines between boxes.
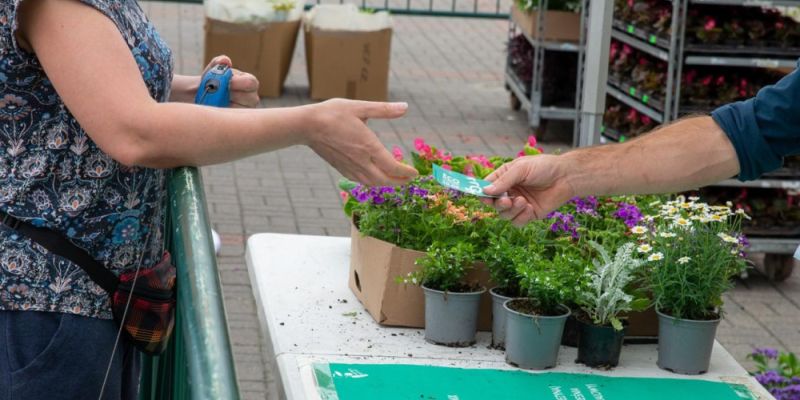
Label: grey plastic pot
xmin=490 ymin=287 xmax=513 ymax=349
xmin=657 ymin=310 xmax=721 ymax=375
xmin=422 ymin=284 xmax=486 ymax=347
xmin=504 ymin=299 xmax=570 ymax=370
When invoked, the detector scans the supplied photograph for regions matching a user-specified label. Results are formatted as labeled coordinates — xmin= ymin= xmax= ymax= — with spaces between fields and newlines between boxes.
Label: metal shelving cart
xmin=505 ymin=0 xmax=590 ymax=146
xmin=577 ymin=0 xmax=799 ymax=280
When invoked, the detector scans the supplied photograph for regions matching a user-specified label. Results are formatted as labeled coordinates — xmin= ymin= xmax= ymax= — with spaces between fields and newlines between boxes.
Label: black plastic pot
xmin=576 ymin=320 xmax=626 ymax=368
xmin=560 ymin=314 xmax=580 ymax=347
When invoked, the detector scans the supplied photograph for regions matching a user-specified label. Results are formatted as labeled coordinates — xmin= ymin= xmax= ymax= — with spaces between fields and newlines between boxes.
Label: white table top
xmin=246 ymin=233 xmax=774 ymax=400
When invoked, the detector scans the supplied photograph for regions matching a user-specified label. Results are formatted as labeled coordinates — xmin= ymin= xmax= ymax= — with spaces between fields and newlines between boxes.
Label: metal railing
xmin=139 ymin=167 xmax=240 ymax=400
xmin=151 ymin=0 xmax=512 ymax=18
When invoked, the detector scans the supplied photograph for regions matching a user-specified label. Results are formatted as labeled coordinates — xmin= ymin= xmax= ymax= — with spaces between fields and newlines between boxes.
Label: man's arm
xmin=482 ymin=117 xmax=739 ymax=225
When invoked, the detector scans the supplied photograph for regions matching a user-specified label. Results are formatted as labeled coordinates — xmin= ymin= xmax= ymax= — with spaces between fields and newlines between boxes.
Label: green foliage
xmin=579 ymin=242 xmax=646 ymax=330
xmin=482 ymin=223 xmax=549 ymax=297
xmin=405 ymin=242 xmax=478 ymax=292
xmin=643 ymin=196 xmax=749 ymax=320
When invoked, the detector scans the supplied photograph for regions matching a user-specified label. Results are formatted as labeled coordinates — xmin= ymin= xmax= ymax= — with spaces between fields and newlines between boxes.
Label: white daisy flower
xmin=688 ymin=196 xmax=700 ymax=202
xmin=637 ymin=244 xmax=653 ymax=253
xmin=677 ymin=256 xmax=691 ymax=264
xmin=675 ymin=218 xmax=691 ymax=227
xmin=659 ymin=232 xmax=677 ymax=238
xmin=631 ymin=226 xmax=648 ymax=235
xmin=648 ymin=252 xmax=664 ymax=261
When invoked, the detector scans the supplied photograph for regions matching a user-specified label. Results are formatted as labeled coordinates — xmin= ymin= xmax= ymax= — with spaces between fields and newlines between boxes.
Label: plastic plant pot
xmin=490 ymin=287 xmax=514 ymax=349
xmin=576 ymin=320 xmax=626 ymax=368
xmin=656 ymin=310 xmax=721 ymax=375
xmin=561 ymin=314 xmax=580 ymax=348
xmin=422 ymin=284 xmax=486 ymax=347
xmin=504 ymin=299 xmax=570 ymax=370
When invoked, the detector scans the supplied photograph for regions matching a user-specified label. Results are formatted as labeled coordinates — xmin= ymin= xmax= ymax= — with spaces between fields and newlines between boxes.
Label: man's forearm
xmin=561 ymin=116 xmax=741 ymax=197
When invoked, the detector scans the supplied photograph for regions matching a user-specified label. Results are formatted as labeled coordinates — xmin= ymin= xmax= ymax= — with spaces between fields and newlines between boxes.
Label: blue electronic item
xmin=195 ymin=64 xmax=233 ymax=107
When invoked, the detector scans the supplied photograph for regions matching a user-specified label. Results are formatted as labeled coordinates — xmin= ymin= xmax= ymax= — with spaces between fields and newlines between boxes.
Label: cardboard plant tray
xmin=511 ymin=6 xmax=581 ymax=43
xmin=348 ymin=224 xmax=494 ymax=331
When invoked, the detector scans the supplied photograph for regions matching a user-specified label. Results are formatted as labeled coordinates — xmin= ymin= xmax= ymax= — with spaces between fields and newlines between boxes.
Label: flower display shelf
xmin=505 ymin=0 xmax=588 ymax=144
xmin=607 ymin=75 xmax=667 ymax=115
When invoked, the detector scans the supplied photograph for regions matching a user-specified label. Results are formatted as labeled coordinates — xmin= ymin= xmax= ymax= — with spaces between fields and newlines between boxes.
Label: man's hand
xmin=305 ymin=99 xmax=419 ymax=187
xmin=482 ymin=155 xmax=575 ymax=226
xmin=170 ymin=55 xmax=260 ymax=107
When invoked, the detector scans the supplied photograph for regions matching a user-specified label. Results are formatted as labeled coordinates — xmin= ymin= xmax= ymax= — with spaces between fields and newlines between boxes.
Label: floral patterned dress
xmin=0 ymin=0 xmax=173 ymax=319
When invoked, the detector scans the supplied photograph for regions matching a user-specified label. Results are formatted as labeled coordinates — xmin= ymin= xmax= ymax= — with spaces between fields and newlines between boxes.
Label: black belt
xmin=0 ymin=213 xmax=118 ymax=293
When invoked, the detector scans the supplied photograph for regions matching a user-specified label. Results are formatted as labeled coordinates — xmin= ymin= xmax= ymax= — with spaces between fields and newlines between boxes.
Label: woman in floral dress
xmin=0 ymin=0 xmax=416 ymax=398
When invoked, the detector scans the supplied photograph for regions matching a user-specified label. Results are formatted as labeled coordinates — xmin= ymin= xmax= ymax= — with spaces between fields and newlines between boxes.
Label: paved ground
xmin=142 ymin=3 xmax=799 ymax=399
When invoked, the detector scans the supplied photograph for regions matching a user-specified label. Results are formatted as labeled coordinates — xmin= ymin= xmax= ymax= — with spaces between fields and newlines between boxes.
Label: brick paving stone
xmin=142 ymin=3 xmax=800 ymax=398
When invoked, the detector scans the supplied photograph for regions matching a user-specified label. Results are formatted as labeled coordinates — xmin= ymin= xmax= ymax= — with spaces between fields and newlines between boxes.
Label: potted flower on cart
xmin=644 ymin=196 xmax=749 ymax=375
xmin=575 ymin=241 xmax=648 ymax=368
xmin=404 ymin=242 xmax=487 ymax=347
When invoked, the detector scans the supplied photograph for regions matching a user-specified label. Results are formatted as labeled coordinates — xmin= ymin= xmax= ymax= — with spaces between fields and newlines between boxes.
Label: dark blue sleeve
xmin=711 ymin=63 xmax=800 ymax=181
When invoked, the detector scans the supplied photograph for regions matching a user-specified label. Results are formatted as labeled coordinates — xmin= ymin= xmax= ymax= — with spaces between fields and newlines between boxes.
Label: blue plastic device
xmin=195 ymin=64 xmax=233 ymax=107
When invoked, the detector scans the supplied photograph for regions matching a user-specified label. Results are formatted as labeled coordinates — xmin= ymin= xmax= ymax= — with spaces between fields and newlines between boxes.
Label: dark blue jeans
xmin=0 ymin=310 xmax=139 ymax=400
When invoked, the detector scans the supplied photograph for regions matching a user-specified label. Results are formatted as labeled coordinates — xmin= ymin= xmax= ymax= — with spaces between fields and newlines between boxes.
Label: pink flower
xmin=441 ymin=164 xmax=452 ymax=171
xmin=437 ymin=149 xmax=453 ymax=162
xmin=467 ymin=155 xmax=494 ymax=169
xmin=413 ymin=138 xmax=435 ymax=160
xmin=340 ymin=191 xmax=349 ymax=201
xmin=527 ymin=135 xmax=537 ymax=147
xmin=463 ymin=164 xmax=475 ymax=177
xmin=641 ymin=115 xmax=652 ymax=125
xmin=704 ymin=18 xmax=716 ymax=31
xmin=517 ymin=150 xmax=525 ymax=158
xmin=392 ymin=146 xmax=404 ymax=162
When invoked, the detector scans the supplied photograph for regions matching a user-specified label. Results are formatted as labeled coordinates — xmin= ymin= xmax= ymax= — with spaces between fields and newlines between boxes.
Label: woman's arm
xmin=19 ymin=0 xmax=416 ymax=186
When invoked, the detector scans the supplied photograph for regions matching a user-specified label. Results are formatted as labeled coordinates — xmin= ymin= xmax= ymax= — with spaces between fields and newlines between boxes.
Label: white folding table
xmin=246 ymin=233 xmax=774 ymax=400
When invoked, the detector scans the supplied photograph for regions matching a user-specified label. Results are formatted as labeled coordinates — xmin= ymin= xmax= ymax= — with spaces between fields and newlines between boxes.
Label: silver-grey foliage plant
xmin=580 ymin=242 xmax=644 ymax=331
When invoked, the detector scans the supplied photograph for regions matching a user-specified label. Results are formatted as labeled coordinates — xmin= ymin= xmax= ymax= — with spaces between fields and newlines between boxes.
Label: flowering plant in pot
xmin=576 ymin=242 xmax=648 ymax=368
xmin=482 ymin=222 xmax=548 ymax=349
xmin=642 ymin=196 xmax=749 ymax=375
xmin=503 ymin=248 xmax=574 ymax=370
xmin=403 ymin=242 xmax=486 ymax=347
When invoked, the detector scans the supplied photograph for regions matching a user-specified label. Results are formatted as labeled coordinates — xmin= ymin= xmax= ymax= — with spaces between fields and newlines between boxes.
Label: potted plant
xmin=270 ymin=0 xmax=295 ymax=21
xmin=749 ymin=348 xmax=800 ymax=399
xmin=503 ymin=250 xmax=571 ymax=370
xmin=483 ymin=222 xmax=547 ymax=349
xmin=405 ymin=242 xmax=486 ymax=347
xmin=644 ymin=196 xmax=749 ymax=375
xmin=576 ymin=242 xmax=648 ymax=368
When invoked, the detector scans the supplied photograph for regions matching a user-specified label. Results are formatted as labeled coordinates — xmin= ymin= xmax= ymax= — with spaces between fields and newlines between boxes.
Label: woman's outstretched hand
xmin=305 ymin=99 xmax=418 ymax=187
xmin=482 ymin=155 xmax=575 ymax=226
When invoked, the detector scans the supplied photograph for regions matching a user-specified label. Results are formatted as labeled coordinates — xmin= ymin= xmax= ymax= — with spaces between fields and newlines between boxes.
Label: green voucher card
xmin=432 ymin=164 xmax=497 ymax=198
xmin=313 ymin=363 xmax=756 ymax=400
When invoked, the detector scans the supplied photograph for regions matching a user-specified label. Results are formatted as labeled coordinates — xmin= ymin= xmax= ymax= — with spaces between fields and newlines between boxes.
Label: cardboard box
xmin=348 ymin=224 xmax=494 ymax=331
xmin=204 ymin=17 xmax=301 ymax=98
xmin=511 ymin=6 xmax=581 ymax=43
xmin=305 ymin=28 xmax=392 ymax=101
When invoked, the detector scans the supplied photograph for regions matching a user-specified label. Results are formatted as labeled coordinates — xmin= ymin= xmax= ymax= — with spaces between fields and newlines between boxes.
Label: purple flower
xmin=350 ymin=185 xmax=370 ymax=203
xmin=407 ymin=185 xmax=429 ymax=198
xmin=350 ymin=185 xmax=398 ymax=205
xmin=756 ymin=370 xmax=787 ymax=386
xmin=547 ymin=211 xmax=580 ymax=240
xmin=753 ymin=347 xmax=780 ymax=360
xmin=569 ymin=196 xmax=598 ymax=215
xmin=613 ymin=203 xmax=643 ymax=228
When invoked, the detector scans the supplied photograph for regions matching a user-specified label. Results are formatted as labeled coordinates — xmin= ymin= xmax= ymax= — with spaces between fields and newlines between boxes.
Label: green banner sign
xmin=313 ymin=363 xmax=756 ymax=400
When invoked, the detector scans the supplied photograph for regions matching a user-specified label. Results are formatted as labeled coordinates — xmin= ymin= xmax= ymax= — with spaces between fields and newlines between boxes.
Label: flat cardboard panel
xmin=349 ymin=225 xmax=493 ymax=331
xmin=511 ymin=7 xmax=581 ymax=43
xmin=204 ymin=18 xmax=300 ymax=98
xmin=305 ymin=28 xmax=392 ymax=101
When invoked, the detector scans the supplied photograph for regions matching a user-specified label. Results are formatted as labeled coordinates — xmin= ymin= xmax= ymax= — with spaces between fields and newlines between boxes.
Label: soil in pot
xmin=576 ymin=319 xmax=626 ymax=369
xmin=656 ymin=309 xmax=721 ymax=375
xmin=503 ymin=298 xmax=570 ymax=370
xmin=422 ymin=284 xmax=486 ymax=347
xmin=489 ymin=287 xmax=515 ymax=350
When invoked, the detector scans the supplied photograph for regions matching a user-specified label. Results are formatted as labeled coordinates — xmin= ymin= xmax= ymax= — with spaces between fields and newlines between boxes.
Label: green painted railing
xmin=139 ymin=167 xmax=240 ymax=400
xmin=146 ymin=0 xmax=511 ymax=18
